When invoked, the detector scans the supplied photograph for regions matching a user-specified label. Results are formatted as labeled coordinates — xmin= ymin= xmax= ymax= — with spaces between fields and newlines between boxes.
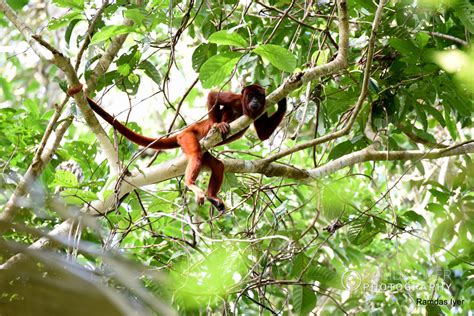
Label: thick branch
xmin=83 ymin=140 xmax=474 ymax=217
xmin=309 ymin=142 xmax=474 ymax=178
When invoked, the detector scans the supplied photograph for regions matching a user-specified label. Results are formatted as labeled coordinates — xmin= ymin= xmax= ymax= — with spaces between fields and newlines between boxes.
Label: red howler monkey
xmin=68 ymin=84 xmax=286 ymax=211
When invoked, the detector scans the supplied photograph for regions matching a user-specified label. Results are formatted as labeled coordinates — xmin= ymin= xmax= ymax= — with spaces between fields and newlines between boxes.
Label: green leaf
xmin=149 ymin=192 xmax=180 ymax=212
xmin=90 ymin=25 xmax=135 ymax=44
xmin=389 ymin=38 xmax=417 ymax=55
xmin=403 ymin=210 xmax=426 ymax=226
xmin=52 ymin=0 xmax=84 ymax=9
xmin=208 ymin=30 xmax=248 ymax=47
xmin=292 ymin=286 xmax=317 ymax=315
xmin=199 ymin=52 xmax=241 ymax=88
xmin=53 ymin=170 xmax=78 ymax=188
xmin=415 ymin=32 xmax=430 ymax=48
xmin=289 ymin=254 xmax=306 ymax=278
xmin=124 ymin=8 xmax=147 ymax=26
xmin=426 ymin=203 xmax=446 ymax=216
xmin=85 ymin=54 xmax=102 ymax=71
xmin=47 ymin=11 xmax=82 ymax=31
xmin=0 ymin=77 xmax=13 ymax=100
xmin=253 ymin=44 xmax=296 ymax=72
xmin=312 ymin=49 xmax=329 ymax=65
xmin=414 ymin=104 xmax=428 ymax=130
xmin=65 ymin=19 xmax=82 ymax=47
xmin=328 ymin=141 xmax=353 ymax=160
xmin=368 ymin=77 xmax=380 ymax=93
xmin=6 ymin=0 xmax=29 ymax=10
xmin=128 ymin=73 xmax=139 ymax=84
xmin=429 ymin=189 xmax=450 ymax=205
xmin=426 ymin=304 xmax=443 ymax=316
xmin=306 ymin=264 xmax=338 ymax=285
xmin=23 ymin=99 xmax=39 ymax=118
xmin=412 ymin=128 xmax=437 ymax=144
xmin=455 ymin=0 xmax=474 ymax=34
xmin=431 ymin=220 xmax=455 ymax=253
xmin=192 ymin=44 xmax=216 ymax=72
xmin=347 ymin=217 xmax=379 ymax=245
xmin=117 ymin=64 xmax=131 ymax=76
xmin=443 ymin=104 xmax=458 ymax=140
xmin=423 ymin=103 xmax=445 ymax=126
xmin=139 ymin=60 xmax=161 ymax=85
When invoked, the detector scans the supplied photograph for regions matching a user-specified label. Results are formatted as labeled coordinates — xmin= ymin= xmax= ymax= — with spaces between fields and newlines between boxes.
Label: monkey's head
xmin=242 ymin=84 xmax=266 ymax=118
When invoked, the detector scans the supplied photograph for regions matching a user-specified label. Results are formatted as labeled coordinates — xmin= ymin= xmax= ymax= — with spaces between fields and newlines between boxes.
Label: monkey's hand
xmin=213 ymin=122 xmax=230 ymax=139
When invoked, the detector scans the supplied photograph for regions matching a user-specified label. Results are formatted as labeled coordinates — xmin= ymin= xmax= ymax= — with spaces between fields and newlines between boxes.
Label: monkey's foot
xmin=188 ymin=184 xmax=206 ymax=205
xmin=207 ymin=197 xmax=225 ymax=212
xmin=195 ymin=191 xmax=206 ymax=205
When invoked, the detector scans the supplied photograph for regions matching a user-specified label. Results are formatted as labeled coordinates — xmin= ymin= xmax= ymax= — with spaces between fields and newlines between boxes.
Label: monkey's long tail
xmin=86 ymin=97 xmax=179 ymax=150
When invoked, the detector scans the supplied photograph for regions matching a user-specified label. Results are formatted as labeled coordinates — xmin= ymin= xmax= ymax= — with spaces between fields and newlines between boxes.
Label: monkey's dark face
xmin=242 ymin=84 xmax=266 ymax=118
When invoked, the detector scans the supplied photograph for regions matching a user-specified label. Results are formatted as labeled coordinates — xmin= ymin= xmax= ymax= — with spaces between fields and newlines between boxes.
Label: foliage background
xmin=0 ymin=0 xmax=473 ymax=315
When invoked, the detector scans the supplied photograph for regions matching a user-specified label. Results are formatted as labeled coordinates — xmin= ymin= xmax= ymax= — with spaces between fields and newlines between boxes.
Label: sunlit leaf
xmin=253 ymin=44 xmax=297 ymax=72
xmin=91 ymin=25 xmax=135 ymax=44
xmin=199 ymin=52 xmax=241 ymax=88
xmin=208 ymin=30 xmax=247 ymax=47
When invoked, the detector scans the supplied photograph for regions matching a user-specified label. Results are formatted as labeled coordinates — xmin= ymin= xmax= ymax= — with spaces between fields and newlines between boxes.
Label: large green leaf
xmin=53 ymin=170 xmax=78 ymax=188
xmin=6 ymin=0 xmax=28 ymax=10
xmin=91 ymin=25 xmax=135 ymax=44
xmin=65 ymin=19 xmax=82 ymax=47
xmin=292 ymin=286 xmax=317 ymax=315
xmin=47 ymin=11 xmax=82 ymax=30
xmin=0 ymin=77 xmax=13 ymax=100
xmin=389 ymin=38 xmax=417 ymax=55
xmin=139 ymin=60 xmax=161 ymax=85
xmin=192 ymin=44 xmax=216 ymax=72
xmin=443 ymin=104 xmax=458 ymax=140
xmin=208 ymin=30 xmax=248 ymax=48
xmin=456 ymin=0 xmax=474 ymax=34
xmin=253 ymin=44 xmax=296 ymax=72
xmin=199 ymin=52 xmax=242 ymax=88
xmin=347 ymin=217 xmax=380 ymax=246
xmin=430 ymin=219 xmax=455 ymax=253
xmin=52 ymin=0 xmax=83 ymax=9
xmin=328 ymin=140 xmax=354 ymax=160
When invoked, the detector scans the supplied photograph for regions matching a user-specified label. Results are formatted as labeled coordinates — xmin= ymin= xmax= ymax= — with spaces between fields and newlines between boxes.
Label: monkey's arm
xmin=206 ymin=91 xmax=240 ymax=136
xmin=253 ymin=98 xmax=287 ymax=141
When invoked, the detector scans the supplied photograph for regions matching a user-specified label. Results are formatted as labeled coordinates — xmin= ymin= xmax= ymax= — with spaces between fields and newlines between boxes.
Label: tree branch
xmin=426 ymin=31 xmax=468 ymax=46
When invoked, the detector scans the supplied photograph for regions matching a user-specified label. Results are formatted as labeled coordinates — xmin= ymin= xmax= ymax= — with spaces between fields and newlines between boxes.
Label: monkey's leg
xmin=202 ymin=152 xmax=225 ymax=211
xmin=177 ymin=132 xmax=205 ymax=205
